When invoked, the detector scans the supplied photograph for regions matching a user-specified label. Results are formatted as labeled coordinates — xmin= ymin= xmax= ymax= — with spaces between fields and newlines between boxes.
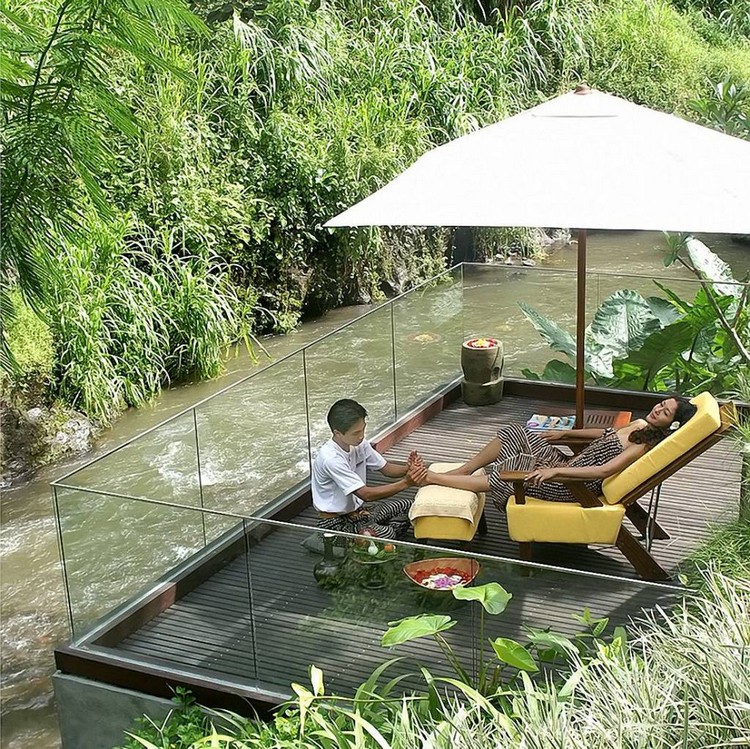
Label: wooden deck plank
xmin=113 ymin=394 xmax=740 ymax=699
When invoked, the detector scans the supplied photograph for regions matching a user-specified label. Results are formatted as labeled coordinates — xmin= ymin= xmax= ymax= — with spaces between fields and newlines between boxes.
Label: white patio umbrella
xmin=325 ymin=86 xmax=750 ymax=425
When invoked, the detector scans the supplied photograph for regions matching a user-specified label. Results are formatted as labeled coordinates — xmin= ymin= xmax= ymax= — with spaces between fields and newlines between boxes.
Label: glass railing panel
xmin=393 ymin=266 xmax=463 ymax=416
xmin=60 ymin=410 xmax=202 ymax=507
xmin=304 ymin=304 xmax=396 ymax=447
xmin=215 ymin=520 xmax=680 ymax=695
xmin=462 ymin=264 xmax=579 ymax=381
xmin=476 ymin=556 xmax=680 ymax=649
xmin=194 ymin=354 xmax=309 ymax=518
xmin=242 ymin=523 xmax=475 ymax=694
xmin=91 ymin=516 xmax=259 ymax=685
xmin=55 ymin=487 xmax=240 ymax=639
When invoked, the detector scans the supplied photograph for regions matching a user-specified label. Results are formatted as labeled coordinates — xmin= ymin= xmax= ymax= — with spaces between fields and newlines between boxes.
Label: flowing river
xmin=1 ymin=231 xmax=748 ymax=749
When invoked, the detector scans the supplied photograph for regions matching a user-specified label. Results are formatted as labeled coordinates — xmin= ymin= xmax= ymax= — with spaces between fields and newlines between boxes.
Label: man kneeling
xmin=312 ymin=399 xmax=416 ymax=539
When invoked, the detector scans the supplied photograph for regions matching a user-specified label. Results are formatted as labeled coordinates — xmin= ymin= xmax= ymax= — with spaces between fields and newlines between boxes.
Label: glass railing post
xmin=193 ymin=407 xmax=208 ymax=547
xmin=242 ymin=518 xmax=259 ymax=681
xmin=390 ymin=302 xmax=398 ymax=419
xmin=460 ymin=262 xmax=466 ymax=343
xmin=53 ymin=484 xmax=75 ymax=638
xmin=302 ymin=348 xmax=313 ymax=475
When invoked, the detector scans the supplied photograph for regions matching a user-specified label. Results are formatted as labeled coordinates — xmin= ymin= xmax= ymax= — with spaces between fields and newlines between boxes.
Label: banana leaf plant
xmin=521 ymin=238 xmax=749 ymax=397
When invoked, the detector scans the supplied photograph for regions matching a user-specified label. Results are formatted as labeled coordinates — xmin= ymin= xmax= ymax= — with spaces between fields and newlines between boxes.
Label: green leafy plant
xmin=119 ymin=688 xmax=211 ymax=748
xmin=381 ymin=582 xmax=537 ymax=695
xmin=689 ymin=77 xmax=750 ymax=139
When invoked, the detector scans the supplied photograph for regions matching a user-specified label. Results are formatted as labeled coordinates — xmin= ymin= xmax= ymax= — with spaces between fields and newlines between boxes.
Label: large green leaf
xmin=583 ymin=339 xmax=617 ymax=380
xmin=653 ymin=281 xmax=691 ymax=314
xmin=452 ymin=582 xmax=512 ymax=614
xmin=646 ymin=296 xmax=681 ymax=327
xmin=686 ymin=238 xmax=740 ymax=297
xmin=540 ymin=359 xmax=577 ymax=384
xmin=381 ymin=615 xmax=456 ymax=647
xmin=519 ymin=302 xmax=576 ymax=361
xmin=613 ymin=320 xmax=696 ymax=388
xmin=684 ymin=287 xmax=735 ymax=328
xmin=525 ymin=630 xmax=577 ymax=659
xmin=490 ymin=638 xmax=538 ymax=672
xmin=587 ymin=290 xmax=662 ymax=362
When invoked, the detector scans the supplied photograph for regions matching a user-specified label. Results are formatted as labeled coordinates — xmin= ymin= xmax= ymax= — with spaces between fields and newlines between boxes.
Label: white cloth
xmin=311 ymin=439 xmax=387 ymax=514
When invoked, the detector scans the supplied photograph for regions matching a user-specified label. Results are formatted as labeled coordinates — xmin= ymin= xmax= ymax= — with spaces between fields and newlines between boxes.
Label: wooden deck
xmin=108 ymin=394 xmax=742 ymax=700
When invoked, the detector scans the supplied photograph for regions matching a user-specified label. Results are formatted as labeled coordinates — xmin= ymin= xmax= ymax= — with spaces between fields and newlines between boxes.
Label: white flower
xmin=670 ymin=421 xmax=681 ymax=431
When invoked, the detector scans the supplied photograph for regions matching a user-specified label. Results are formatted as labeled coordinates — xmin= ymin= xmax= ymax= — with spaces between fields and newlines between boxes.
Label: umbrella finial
xmin=574 ymin=83 xmax=591 ymax=95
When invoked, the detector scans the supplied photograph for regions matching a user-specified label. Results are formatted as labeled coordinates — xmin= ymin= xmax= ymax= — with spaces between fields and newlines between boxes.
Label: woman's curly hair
xmin=628 ymin=397 xmax=698 ymax=448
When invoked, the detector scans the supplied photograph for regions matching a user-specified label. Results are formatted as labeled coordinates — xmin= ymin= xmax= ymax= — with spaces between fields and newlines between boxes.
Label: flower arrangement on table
xmin=464 ymin=337 xmax=499 ymax=349
xmin=350 ymin=537 xmax=398 ymax=562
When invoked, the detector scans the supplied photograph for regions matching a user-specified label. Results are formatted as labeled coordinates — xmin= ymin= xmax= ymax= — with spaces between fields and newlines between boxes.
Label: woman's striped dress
xmin=487 ymin=424 xmax=625 ymax=511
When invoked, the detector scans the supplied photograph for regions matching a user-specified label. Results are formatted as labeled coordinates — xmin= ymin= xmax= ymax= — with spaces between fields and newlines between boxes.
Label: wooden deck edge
xmin=55 ymin=379 xmax=740 ymax=709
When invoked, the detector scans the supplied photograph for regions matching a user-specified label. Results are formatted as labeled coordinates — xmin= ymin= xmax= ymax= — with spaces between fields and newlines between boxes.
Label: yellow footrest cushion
xmin=409 ymin=463 xmax=485 ymax=542
xmin=507 ymin=496 xmax=624 ymax=545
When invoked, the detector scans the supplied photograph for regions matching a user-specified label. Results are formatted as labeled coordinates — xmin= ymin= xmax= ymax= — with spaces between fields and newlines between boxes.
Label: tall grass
xmin=7 ymin=0 xmax=750 ymax=420
xmin=49 ymin=214 xmax=245 ymax=422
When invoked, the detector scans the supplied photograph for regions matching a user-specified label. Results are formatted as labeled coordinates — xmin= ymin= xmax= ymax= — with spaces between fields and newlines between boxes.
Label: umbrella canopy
xmin=326 ymin=88 xmax=750 ymax=233
xmin=324 ymin=88 xmax=750 ymax=425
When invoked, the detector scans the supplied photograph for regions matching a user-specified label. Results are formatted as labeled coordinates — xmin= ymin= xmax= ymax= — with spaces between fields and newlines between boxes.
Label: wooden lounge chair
xmin=501 ymin=392 xmax=735 ymax=581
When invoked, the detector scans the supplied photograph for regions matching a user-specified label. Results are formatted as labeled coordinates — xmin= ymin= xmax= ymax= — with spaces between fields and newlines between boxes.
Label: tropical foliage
xmin=3 ymin=0 xmax=750 ymax=425
xmin=520 ymin=238 xmax=750 ymax=398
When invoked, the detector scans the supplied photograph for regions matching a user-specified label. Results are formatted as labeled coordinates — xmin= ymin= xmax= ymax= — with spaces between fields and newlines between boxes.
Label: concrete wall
xmin=53 ymin=673 xmax=173 ymax=749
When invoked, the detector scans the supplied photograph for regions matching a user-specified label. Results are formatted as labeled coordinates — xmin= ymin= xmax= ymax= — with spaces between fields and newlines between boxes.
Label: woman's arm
xmin=542 ymin=428 xmax=604 ymax=442
xmin=525 ymin=443 xmax=647 ymax=485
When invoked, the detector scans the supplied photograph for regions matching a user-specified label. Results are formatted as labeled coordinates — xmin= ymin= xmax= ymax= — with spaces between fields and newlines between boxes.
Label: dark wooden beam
xmin=54 ymin=645 xmax=285 ymax=720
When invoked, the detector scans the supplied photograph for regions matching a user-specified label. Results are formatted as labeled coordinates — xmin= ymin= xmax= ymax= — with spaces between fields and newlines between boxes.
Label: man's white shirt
xmin=312 ymin=438 xmax=387 ymax=514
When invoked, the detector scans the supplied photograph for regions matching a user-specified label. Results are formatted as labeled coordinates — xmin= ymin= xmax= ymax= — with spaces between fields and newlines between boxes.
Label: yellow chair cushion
xmin=602 ymin=391 xmax=721 ymax=505
xmin=506 ymin=496 xmax=625 ymax=544
xmin=410 ymin=463 xmax=485 ymax=542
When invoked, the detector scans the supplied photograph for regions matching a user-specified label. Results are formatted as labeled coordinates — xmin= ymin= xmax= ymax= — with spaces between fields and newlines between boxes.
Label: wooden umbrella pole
xmin=575 ymin=228 xmax=587 ymax=428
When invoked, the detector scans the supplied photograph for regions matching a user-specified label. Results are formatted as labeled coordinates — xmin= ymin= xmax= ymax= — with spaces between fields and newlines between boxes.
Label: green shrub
xmin=587 ymin=0 xmax=708 ymax=111
xmin=47 ymin=212 xmax=247 ymax=422
xmin=2 ymin=288 xmax=54 ymax=400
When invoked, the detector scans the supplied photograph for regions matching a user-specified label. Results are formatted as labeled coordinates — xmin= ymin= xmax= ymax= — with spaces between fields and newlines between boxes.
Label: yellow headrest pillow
xmin=602 ymin=391 xmax=721 ymax=505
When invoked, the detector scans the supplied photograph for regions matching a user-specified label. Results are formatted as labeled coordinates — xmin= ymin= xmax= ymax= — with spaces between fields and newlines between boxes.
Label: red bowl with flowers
xmin=403 ymin=557 xmax=481 ymax=591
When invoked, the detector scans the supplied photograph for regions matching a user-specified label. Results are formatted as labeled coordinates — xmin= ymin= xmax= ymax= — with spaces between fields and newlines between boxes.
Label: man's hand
xmin=407 ymin=463 xmax=429 ymax=486
xmin=407 ymin=450 xmax=425 ymax=469
xmin=524 ymin=467 xmax=557 ymax=486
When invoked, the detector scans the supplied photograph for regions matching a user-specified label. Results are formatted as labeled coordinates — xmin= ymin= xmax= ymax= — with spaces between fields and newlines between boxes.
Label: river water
xmin=1 ymin=231 xmax=747 ymax=749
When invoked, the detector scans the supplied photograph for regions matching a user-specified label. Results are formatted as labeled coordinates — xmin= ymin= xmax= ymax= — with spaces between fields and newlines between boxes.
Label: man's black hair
xmin=327 ymin=399 xmax=367 ymax=434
